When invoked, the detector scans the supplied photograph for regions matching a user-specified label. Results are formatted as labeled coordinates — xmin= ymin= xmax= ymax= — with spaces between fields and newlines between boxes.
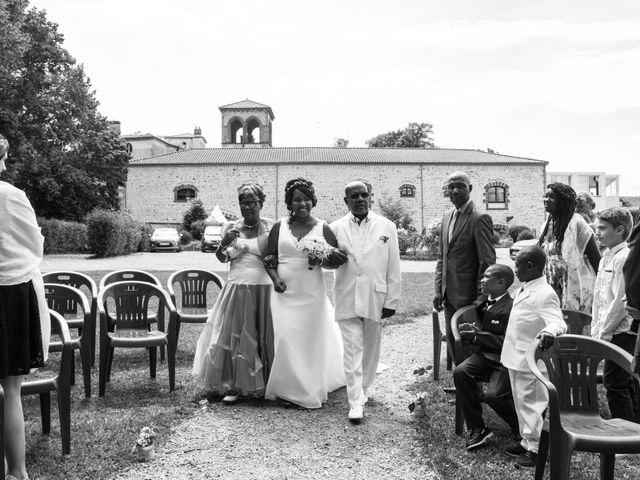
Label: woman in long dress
xmin=538 ymin=182 xmax=601 ymax=313
xmin=264 ymin=178 xmax=346 ymax=408
xmin=192 ymin=183 xmax=274 ymax=403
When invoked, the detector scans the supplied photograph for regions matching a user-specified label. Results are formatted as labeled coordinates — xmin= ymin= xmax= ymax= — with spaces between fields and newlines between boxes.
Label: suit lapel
xmin=341 ymin=214 xmax=354 ymax=249
xmin=450 ymin=202 xmax=473 ymax=245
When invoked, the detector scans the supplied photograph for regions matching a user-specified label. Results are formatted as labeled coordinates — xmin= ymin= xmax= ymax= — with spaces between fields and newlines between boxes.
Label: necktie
xmin=448 ymin=210 xmax=459 ymax=242
xmin=486 ymin=298 xmax=496 ymax=306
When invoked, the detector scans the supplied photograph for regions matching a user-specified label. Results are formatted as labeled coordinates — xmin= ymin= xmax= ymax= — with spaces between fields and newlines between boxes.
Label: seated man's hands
xmin=433 ymin=294 xmax=444 ymax=312
xmin=536 ymin=331 xmax=556 ymax=350
xmin=459 ymin=322 xmax=479 ymax=341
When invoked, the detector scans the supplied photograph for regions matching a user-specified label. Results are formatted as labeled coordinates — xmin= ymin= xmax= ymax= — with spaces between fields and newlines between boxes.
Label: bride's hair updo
xmin=284 ymin=177 xmax=317 ymax=209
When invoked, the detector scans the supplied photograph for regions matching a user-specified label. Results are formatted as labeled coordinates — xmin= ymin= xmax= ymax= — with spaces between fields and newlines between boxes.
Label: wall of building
xmin=127 ymin=162 xmax=546 ymax=233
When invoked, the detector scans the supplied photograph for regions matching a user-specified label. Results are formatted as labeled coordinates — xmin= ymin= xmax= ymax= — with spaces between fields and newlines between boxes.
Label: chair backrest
xmin=42 ymin=271 xmax=97 ymax=304
xmin=562 ymin=309 xmax=592 ymax=336
xmin=527 ymin=334 xmax=633 ymax=413
xmin=98 ymin=281 xmax=175 ymax=331
xmin=99 ymin=270 xmax=162 ymax=291
xmin=450 ymin=305 xmax=479 ymax=364
xmin=44 ymin=283 xmax=90 ymax=319
xmin=167 ymin=269 xmax=224 ymax=310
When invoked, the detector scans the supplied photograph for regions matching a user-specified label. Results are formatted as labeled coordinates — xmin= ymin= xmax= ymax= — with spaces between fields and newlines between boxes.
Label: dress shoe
xmin=505 ymin=443 xmax=526 ymax=457
xmin=348 ymin=405 xmax=364 ymax=424
xmin=465 ymin=426 xmax=493 ymax=451
xmin=515 ymin=450 xmax=538 ymax=468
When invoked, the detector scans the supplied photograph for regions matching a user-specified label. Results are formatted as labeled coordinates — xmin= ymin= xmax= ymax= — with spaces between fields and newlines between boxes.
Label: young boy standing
xmin=592 ymin=207 xmax=639 ymax=422
xmin=501 ymin=245 xmax=567 ymax=468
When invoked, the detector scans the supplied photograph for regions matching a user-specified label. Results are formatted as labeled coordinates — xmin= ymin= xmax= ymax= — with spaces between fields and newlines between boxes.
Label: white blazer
xmin=501 ymin=275 xmax=566 ymax=372
xmin=330 ymin=212 xmax=401 ymax=322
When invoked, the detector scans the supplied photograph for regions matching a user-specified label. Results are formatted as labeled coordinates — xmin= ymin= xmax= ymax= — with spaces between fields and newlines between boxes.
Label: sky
xmin=28 ymin=0 xmax=640 ymax=194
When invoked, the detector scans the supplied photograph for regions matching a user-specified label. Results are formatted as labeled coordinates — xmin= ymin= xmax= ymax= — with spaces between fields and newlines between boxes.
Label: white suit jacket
xmin=330 ymin=212 xmax=401 ymax=322
xmin=501 ymin=276 xmax=566 ymax=372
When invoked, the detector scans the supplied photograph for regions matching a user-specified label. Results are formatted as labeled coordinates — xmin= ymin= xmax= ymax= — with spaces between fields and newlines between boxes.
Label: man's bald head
xmin=445 ymin=171 xmax=472 ymax=208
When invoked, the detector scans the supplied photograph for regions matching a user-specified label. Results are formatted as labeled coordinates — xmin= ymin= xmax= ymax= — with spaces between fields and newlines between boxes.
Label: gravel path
xmin=112 ymin=315 xmax=440 ymax=480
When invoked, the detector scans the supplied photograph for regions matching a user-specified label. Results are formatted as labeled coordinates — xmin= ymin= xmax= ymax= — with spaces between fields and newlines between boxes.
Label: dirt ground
xmin=111 ymin=314 xmax=441 ymax=480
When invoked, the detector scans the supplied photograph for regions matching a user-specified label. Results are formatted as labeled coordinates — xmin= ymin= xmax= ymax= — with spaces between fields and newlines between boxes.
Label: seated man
xmin=453 ymin=264 xmax=519 ymax=450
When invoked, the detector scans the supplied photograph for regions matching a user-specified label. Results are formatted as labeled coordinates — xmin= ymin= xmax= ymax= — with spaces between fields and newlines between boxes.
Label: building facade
xmin=125 ymin=100 xmax=548 ymax=233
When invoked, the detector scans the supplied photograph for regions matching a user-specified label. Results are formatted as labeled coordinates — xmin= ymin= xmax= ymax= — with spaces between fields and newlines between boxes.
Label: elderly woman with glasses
xmin=1 ymin=133 xmax=50 ymax=480
xmin=192 ymin=183 xmax=274 ymax=404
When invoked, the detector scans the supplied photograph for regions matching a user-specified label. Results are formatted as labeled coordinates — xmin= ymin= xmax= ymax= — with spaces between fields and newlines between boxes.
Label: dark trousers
xmin=604 ymin=332 xmax=640 ymax=422
xmin=444 ymin=303 xmax=457 ymax=367
xmin=453 ymin=352 xmax=519 ymax=433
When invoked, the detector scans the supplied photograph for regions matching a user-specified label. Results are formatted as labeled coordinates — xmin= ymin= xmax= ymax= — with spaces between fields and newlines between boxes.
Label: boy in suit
xmin=453 ymin=264 xmax=519 ymax=450
xmin=501 ymin=245 xmax=567 ymax=468
xmin=592 ymin=207 xmax=639 ymax=422
xmin=330 ymin=181 xmax=401 ymax=423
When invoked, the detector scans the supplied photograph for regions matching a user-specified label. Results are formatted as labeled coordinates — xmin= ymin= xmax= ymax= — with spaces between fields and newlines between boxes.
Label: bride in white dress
xmin=264 ymin=178 xmax=346 ymax=408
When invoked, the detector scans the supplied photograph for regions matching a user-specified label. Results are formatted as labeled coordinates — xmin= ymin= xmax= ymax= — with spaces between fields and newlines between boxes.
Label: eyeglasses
xmin=348 ymin=192 xmax=370 ymax=200
xmin=239 ymin=200 xmax=258 ymax=208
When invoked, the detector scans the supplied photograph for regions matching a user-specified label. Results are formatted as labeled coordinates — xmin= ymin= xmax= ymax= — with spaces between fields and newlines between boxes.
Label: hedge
xmin=39 ymin=217 xmax=88 ymax=254
xmin=86 ymin=209 xmax=142 ymax=257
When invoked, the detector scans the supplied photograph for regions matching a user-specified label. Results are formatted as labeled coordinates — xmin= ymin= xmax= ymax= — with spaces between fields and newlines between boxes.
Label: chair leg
xmin=39 ymin=392 xmax=51 ymax=435
xmin=168 ymin=341 xmax=176 ymax=392
xmin=90 ymin=302 xmax=97 ymax=366
xmin=549 ymin=441 xmax=572 ymax=480
xmin=433 ymin=336 xmax=441 ymax=381
xmin=600 ymin=453 xmax=616 ymax=480
xmin=0 ymin=392 xmax=5 ymax=480
xmin=99 ymin=338 xmax=109 ymax=397
xmin=107 ymin=347 xmax=114 ymax=382
xmin=57 ymin=378 xmax=71 ymax=455
xmin=69 ymin=352 xmax=76 ymax=386
xmin=149 ymin=347 xmax=157 ymax=378
xmin=80 ymin=335 xmax=92 ymax=398
xmin=455 ymin=391 xmax=464 ymax=435
xmin=534 ymin=429 xmax=549 ymax=480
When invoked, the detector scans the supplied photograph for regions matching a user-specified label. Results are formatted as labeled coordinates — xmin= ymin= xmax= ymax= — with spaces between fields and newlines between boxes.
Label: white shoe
xmin=348 ymin=405 xmax=364 ymax=424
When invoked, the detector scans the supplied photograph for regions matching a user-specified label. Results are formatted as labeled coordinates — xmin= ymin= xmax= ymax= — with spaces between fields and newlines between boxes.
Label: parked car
xmin=201 ymin=225 xmax=223 ymax=252
xmin=509 ymin=238 xmax=537 ymax=261
xmin=149 ymin=227 xmax=181 ymax=252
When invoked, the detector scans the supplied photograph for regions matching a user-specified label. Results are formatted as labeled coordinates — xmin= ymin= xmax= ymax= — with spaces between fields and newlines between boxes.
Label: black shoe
xmin=465 ymin=426 xmax=494 ymax=451
xmin=515 ymin=450 xmax=538 ymax=468
xmin=505 ymin=443 xmax=526 ymax=457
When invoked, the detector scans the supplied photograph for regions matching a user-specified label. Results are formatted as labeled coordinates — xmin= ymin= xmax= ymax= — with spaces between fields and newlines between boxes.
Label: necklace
xmin=240 ymin=220 xmax=259 ymax=229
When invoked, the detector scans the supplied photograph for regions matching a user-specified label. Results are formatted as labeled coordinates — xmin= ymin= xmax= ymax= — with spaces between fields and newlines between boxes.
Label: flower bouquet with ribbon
xmin=297 ymin=237 xmax=334 ymax=270
xmin=131 ymin=426 xmax=156 ymax=462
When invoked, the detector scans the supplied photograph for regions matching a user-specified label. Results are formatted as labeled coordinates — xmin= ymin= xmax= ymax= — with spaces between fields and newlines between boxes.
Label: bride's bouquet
xmin=297 ymin=237 xmax=334 ymax=270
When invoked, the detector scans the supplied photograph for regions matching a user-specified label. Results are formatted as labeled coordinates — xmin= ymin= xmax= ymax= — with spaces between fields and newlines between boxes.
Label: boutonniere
xmin=379 ymin=235 xmax=389 ymax=243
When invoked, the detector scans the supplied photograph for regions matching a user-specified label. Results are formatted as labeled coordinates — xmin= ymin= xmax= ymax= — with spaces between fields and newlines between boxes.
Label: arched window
xmin=246 ymin=117 xmax=261 ymax=144
xmin=230 ymin=119 xmax=243 ymax=144
xmin=483 ymin=182 xmax=509 ymax=210
xmin=399 ymin=183 xmax=416 ymax=198
xmin=174 ymin=184 xmax=198 ymax=202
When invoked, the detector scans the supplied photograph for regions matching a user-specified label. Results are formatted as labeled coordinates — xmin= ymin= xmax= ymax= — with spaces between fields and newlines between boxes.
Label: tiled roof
xmin=129 ymin=147 xmax=547 ymax=167
xmin=218 ymin=99 xmax=275 ymax=119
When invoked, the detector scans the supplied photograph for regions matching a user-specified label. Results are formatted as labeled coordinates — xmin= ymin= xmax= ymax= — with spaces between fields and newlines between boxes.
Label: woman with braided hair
xmin=538 ymin=182 xmax=601 ymax=313
xmin=264 ymin=177 xmax=346 ymax=408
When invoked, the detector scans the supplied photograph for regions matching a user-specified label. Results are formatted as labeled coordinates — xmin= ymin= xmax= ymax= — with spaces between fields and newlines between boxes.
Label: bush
xmin=507 ymin=224 xmax=532 ymax=243
xmin=378 ymin=195 xmax=414 ymax=230
xmin=179 ymin=230 xmax=193 ymax=245
xmin=137 ymin=223 xmax=154 ymax=252
xmin=39 ymin=217 xmax=88 ymax=254
xmin=86 ymin=209 xmax=142 ymax=257
xmin=517 ymin=229 xmax=535 ymax=241
xmin=182 ymin=199 xmax=207 ymax=233
xmin=397 ymin=229 xmax=423 ymax=255
xmin=189 ymin=220 xmax=207 ymax=241
xmin=493 ymin=222 xmax=509 ymax=237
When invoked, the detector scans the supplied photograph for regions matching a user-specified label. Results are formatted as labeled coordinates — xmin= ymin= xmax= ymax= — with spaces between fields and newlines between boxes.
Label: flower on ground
xmin=135 ymin=427 xmax=156 ymax=447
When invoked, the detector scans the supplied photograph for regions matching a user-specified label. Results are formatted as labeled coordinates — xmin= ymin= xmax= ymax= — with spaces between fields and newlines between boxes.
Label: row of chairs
xmin=5 ymin=268 xmax=224 ymax=458
xmin=431 ymin=308 xmax=640 ymax=480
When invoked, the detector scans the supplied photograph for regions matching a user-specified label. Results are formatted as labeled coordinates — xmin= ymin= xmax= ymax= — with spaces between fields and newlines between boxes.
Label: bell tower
xmin=219 ymin=99 xmax=275 ymax=148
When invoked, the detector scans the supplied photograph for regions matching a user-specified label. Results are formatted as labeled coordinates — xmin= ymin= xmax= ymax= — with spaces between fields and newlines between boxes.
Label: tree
xmin=182 ymin=199 xmax=208 ymax=232
xmin=333 ymin=138 xmax=349 ymax=148
xmin=377 ymin=195 xmax=414 ymax=230
xmin=365 ymin=122 xmax=435 ymax=148
xmin=0 ymin=0 xmax=129 ymax=221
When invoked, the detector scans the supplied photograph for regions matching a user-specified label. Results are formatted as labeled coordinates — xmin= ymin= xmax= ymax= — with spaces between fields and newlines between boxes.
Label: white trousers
xmin=338 ymin=317 xmax=382 ymax=407
xmin=508 ymin=368 xmax=549 ymax=453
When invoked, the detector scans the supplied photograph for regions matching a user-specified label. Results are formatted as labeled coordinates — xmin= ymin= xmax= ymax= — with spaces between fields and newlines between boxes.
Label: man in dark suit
xmin=453 ymin=264 xmax=519 ymax=450
xmin=434 ymin=171 xmax=496 ymax=364
xmin=623 ymin=214 xmax=640 ymax=378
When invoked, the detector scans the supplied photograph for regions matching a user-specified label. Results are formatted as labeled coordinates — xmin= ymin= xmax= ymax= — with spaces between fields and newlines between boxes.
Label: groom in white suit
xmin=330 ymin=181 xmax=401 ymax=423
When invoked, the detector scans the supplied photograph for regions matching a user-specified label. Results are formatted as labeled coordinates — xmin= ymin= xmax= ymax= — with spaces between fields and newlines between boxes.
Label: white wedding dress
xmin=265 ymin=219 xmax=346 ymax=408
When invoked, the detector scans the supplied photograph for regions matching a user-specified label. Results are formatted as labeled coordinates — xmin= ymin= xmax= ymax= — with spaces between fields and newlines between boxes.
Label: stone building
xmin=126 ymin=100 xmax=548 ymax=232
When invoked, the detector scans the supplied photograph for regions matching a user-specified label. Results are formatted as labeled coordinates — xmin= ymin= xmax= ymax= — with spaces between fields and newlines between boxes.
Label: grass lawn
xmin=23 ymin=271 xmax=640 ymax=479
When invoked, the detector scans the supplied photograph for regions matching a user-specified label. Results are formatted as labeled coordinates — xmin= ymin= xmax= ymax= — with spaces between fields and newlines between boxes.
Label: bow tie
xmin=486 ymin=299 xmax=497 ymax=306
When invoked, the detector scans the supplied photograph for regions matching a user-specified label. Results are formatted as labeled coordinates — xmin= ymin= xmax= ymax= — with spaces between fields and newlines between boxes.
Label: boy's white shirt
xmin=591 ymin=242 xmax=634 ymax=341
xmin=501 ymin=275 xmax=567 ymax=372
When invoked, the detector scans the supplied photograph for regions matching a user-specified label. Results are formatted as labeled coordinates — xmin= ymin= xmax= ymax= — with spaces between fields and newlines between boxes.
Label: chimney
xmin=194 ymin=125 xmax=202 ymax=136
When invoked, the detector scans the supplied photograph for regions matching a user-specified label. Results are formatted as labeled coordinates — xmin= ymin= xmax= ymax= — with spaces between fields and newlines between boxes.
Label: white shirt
xmin=592 ymin=242 xmax=634 ymax=341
